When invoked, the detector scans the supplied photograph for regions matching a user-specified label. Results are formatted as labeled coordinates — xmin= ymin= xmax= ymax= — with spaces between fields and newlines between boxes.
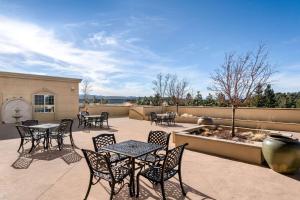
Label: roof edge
xmin=0 ymin=71 xmax=82 ymax=83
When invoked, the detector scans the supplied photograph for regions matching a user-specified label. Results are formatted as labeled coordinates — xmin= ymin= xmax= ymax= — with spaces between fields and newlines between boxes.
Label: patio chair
xmin=92 ymin=134 xmax=128 ymax=163
xmin=101 ymin=112 xmax=109 ymax=128
xmin=150 ymin=112 xmax=160 ymax=125
xmin=94 ymin=116 xmax=103 ymax=128
xmin=16 ymin=125 xmax=45 ymax=153
xmin=82 ymin=149 xmax=133 ymax=200
xmin=77 ymin=114 xmax=84 ymax=128
xmin=137 ymin=130 xmax=170 ymax=165
xmin=21 ymin=120 xmax=38 ymax=126
xmin=49 ymin=121 xmax=69 ymax=150
xmin=136 ymin=143 xmax=188 ymax=200
xmin=167 ymin=112 xmax=176 ymax=125
xmin=61 ymin=119 xmax=74 ymax=147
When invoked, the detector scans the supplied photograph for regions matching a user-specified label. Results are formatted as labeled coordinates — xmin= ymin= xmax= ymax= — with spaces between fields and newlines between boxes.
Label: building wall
xmin=0 ymin=72 xmax=81 ymax=122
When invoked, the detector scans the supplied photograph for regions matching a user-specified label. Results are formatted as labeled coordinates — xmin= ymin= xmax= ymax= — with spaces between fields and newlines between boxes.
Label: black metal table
xmin=101 ymin=140 xmax=163 ymax=196
xmin=28 ymin=123 xmax=60 ymax=149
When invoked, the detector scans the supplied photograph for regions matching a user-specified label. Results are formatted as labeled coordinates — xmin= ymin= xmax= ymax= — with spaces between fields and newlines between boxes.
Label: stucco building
xmin=0 ymin=71 xmax=81 ymax=123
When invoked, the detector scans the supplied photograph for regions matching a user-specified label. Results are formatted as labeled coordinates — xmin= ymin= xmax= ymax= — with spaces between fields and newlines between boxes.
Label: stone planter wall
xmin=173 ymin=129 xmax=264 ymax=165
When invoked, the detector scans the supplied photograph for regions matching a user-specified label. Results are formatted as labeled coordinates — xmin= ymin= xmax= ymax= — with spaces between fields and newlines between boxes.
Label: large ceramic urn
xmin=262 ymin=134 xmax=300 ymax=174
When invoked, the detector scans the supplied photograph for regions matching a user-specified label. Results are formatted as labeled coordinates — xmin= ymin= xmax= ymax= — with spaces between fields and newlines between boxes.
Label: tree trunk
xmin=231 ymin=105 xmax=236 ymax=137
xmin=176 ymin=103 xmax=179 ymax=114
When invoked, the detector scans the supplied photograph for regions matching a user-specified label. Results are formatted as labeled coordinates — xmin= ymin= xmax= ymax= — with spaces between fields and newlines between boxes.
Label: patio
xmin=0 ymin=117 xmax=299 ymax=200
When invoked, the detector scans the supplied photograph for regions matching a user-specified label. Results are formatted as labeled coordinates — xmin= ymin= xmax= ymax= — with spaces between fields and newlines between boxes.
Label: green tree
xmin=251 ymin=84 xmax=265 ymax=107
xmin=264 ymin=84 xmax=276 ymax=108
xmin=185 ymin=93 xmax=193 ymax=105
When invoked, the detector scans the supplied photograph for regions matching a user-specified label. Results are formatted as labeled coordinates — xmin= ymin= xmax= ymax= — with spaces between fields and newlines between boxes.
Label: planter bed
xmin=173 ymin=126 xmax=264 ymax=165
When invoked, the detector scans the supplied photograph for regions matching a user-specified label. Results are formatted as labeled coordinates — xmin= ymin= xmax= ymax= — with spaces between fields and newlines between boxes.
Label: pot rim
xmin=268 ymin=133 xmax=299 ymax=143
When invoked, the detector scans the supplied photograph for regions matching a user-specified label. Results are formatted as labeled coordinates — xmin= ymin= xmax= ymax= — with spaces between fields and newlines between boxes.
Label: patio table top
xmin=101 ymin=140 xmax=163 ymax=158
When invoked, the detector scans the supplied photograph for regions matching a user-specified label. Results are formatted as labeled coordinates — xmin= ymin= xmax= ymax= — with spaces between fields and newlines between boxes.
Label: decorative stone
xmin=197 ymin=116 xmax=214 ymax=125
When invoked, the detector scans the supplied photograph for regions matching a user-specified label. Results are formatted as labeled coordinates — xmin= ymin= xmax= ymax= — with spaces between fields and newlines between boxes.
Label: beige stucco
xmin=129 ymin=105 xmax=300 ymax=132
xmin=81 ymin=104 xmax=130 ymax=117
xmin=173 ymin=131 xmax=264 ymax=165
xmin=0 ymin=71 xmax=81 ymax=122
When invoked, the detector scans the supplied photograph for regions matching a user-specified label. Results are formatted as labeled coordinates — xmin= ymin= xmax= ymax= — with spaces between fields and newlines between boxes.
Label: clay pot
xmin=262 ymin=134 xmax=300 ymax=174
xmin=197 ymin=116 xmax=213 ymax=125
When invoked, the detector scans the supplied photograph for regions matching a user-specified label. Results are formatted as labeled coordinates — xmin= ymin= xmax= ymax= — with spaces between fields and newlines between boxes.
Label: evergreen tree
xmin=264 ymin=84 xmax=276 ymax=107
xmin=252 ymin=84 xmax=265 ymax=107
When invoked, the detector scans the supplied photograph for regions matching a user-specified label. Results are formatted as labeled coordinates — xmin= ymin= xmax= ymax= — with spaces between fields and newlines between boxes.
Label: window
xmin=34 ymin=94 xmax=55 ymax=113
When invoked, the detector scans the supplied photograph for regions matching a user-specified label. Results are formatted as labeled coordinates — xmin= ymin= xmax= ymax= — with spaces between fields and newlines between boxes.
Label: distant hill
xmin=79 ymin=95 xmax=138 ymax=104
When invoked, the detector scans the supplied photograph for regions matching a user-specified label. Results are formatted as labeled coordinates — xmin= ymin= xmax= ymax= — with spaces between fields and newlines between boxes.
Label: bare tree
xmin=209 ymin=44 xmax=274 ymax=136
xmin=81 ymin=78 xmax=93 ymax=105
xmin=152 ymin=73 xmax=170 ymax=98
xmin=166 ymin=74 xmax=189 ymax=112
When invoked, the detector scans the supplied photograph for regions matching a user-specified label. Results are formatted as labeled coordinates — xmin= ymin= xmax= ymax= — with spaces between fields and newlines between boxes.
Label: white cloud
xmin=272 ymin=72 xmax=300 ymax=92
xmin=0 ymin=15 xmax=215 ymax=96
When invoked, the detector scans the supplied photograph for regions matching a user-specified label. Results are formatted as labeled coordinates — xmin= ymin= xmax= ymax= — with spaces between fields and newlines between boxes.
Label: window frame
xmin=33 ymin=93 xmax=55 ymax=113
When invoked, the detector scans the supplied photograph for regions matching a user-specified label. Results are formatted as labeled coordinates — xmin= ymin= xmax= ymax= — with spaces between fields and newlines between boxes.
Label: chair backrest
xmin=56 ymin=121 xmax=69 ymax=136
xmin=21 ymin=120 xmax=38 ymax=126
xmin=169 ymin=112 xmax=176 ymax=118
xmin=150 ymin=112 xmax=157 ymax=120
xmin=92 ymin=133 xmax=116 ymax=152
xmin=82 ymin=149 xmax=113 ymax=179
xmin=148 ymin=130 xmax=170 ymax=151
xmin=162 ymin=143 xmax=188 ymax=174
xmin=61 ymin=119 xmax=73 ymax=134
xmin=16 ymin=125 xmax=33 ymax=138
xmin=101 ymin=112 xmax=109 ymax=120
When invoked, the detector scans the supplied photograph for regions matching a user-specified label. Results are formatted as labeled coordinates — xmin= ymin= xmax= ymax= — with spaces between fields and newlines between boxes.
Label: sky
xmin=0 ymin=0 xmax=299 ymax=97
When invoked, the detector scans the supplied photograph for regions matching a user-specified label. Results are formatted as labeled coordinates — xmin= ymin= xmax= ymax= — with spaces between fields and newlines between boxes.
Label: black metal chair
xmin=49 ymin=121 xmax=69 ymax=150
xmin=92 ymin=134 xmax=128 ymax=163
xmin=16 ymin=125 xmax=45 ymax=153
xmin=61 ymin=119 xmax=75 ymax=147
xmin=150 ymin=112 xmax=160 ymax=125
xmin=137 ymin=130 xmax=170 ymax=165
xmin=101 ymin=112 xmax=109 ymax=128
xmin=167 ymin=112 xmax=176 ymax=125
xmin=82 ymin=149 xmax=133 ymax=200
xmin=136 ymin=143 xmax=188 ymax=200
xmin=77 ymin=114 xmax=84 ymax=128
xmin=21 ymin=120 xmax=38 ymax=126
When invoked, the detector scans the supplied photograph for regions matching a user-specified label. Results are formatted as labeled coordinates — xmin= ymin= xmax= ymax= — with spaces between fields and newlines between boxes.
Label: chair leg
xmin=84 ymin=174 xmax=93 ymax=200
xmin=70 ymin=135 xmax=74 ymax=147
xmin=136 ymin=173 xmax=140 ymax=197
xmin=160 ymin=181 xmax=166 ymax=200
xmin=17 ymin=139 xmax=24 ymax=152
xmin=178 ymin=171 xmax=186 ymax=196
xmin=110 ymin=183 xmax=115 ymax=200
xmin=29 ymin=139 xmax=35 ymax=153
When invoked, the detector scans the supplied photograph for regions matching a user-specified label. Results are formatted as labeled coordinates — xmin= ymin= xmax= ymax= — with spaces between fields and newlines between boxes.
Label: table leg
xmin=46 ymin=129 xmax=50 ymax=150
xmin=130 ymin=157 xmax=135 ymax=196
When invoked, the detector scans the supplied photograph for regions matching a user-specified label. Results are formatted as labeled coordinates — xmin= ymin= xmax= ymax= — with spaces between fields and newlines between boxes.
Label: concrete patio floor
xmin=0 ymin=117 xmax=299 ymax=200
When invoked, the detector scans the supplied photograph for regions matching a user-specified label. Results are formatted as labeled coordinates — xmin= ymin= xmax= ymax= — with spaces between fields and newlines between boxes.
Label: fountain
xmin=12 ymin=107 xmax=22 ymax=124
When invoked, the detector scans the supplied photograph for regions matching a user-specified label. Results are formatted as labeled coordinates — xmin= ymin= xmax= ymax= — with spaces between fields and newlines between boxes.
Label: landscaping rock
xmin=197 ymin=116 xmax=214 ymax=125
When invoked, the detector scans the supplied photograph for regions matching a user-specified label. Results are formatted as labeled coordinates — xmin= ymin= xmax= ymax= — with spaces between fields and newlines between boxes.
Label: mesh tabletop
xmin=28 ymin=123 xmax=60 ymax=129
xmin=102 ymin=140 xmax=163 ymax=158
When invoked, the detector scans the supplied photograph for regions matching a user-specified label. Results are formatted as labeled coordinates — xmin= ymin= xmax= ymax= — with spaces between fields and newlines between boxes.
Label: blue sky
xmin=0 ymin=0 xmax=299 ymax=96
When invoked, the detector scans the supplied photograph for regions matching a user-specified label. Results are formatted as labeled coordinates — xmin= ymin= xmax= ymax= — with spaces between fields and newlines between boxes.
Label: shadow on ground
xmin=0 ymin=119 xmax=118 ymax=140
xmin=11 ymin=144 xmax=82 ymax=169
xmin=94 ymin=177 xmax=215 ymax=200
